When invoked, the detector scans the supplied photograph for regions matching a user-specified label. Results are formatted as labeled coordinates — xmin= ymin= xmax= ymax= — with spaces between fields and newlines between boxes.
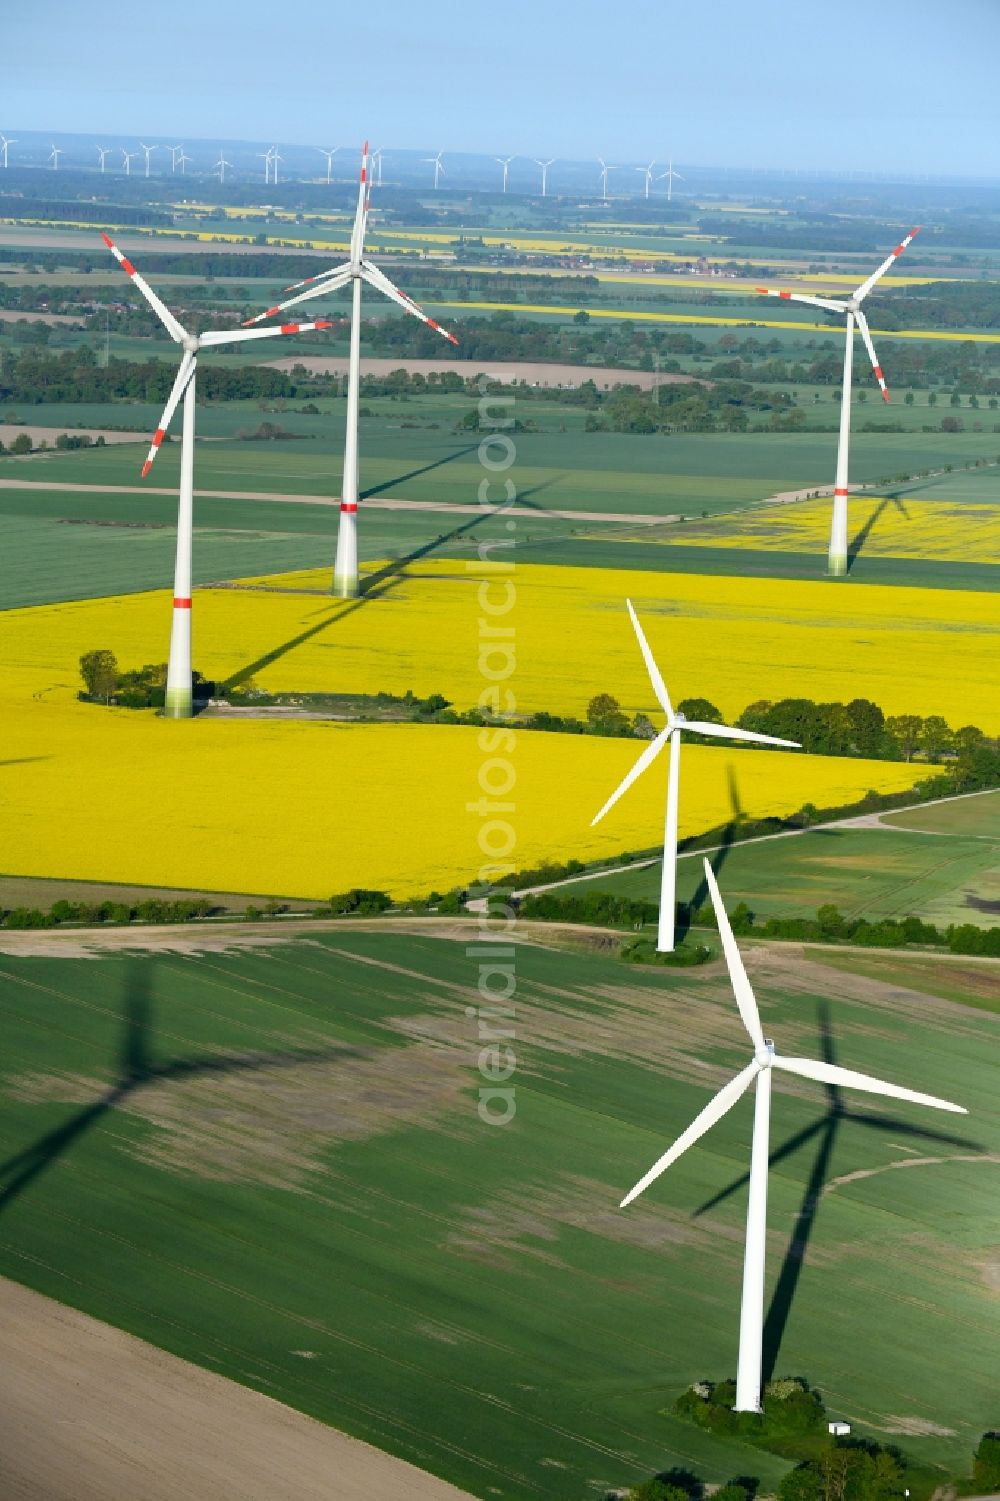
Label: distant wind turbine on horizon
xmin=756 ymin=227 xmax=920 ymax=576
xmin=424 ymin=151 xmax=445 ymax=188
xmin=635 ymin=160 xmax=656 ymax=199
xmin=316 ymin=146 xmax=340 ymax=184
xmin=535 ymin=158 xmax=555 ymax=197
xmin=597 ymin=158 xmax=617 ymax=201
xmin=495 ymin=155 xmax=515 ymax=192
xmin=658 ymin=160 xmax=683 ymax=200
xmin=48 ymin=144 xmax=62 ymax=170
xmin=214 ymin=155 xmax=233 ymax=184
xmin=121 ymin=148 xmax=138 ymax=177
xmin=619 ymin=858 xmax=968 ymax=1414
xmin=1 ymin=135 xmax=17 ymax=169
xmin=139 ymin=143 xmax=157 ymax=178
xmin=95 ymin=145 xmax=111 ymax=173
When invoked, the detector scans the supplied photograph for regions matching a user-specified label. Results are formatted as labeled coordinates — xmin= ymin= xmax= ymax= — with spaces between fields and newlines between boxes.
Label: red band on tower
xmin=173 ymin=597 xmax=192 ymax=609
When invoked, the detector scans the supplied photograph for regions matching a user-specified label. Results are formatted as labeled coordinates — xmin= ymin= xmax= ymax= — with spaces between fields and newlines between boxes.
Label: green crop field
xmin=0 ymin=928 xmax=997 ymax=1500
xmin=553 ymin=794 xmax=1000 ymax=930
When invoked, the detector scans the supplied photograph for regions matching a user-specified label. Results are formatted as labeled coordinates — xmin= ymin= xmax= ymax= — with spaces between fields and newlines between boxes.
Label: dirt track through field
xmin=0 ymin=1278 xmax=475 ymax=1501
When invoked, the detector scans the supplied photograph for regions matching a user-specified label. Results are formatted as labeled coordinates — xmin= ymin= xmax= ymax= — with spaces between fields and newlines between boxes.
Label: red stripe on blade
xmin=121 ymin=258 xmax=137 ymax=277
xmin=152 ymin=428 xmax=165 ymax=447
xmin=101 ymin=232 xmax=114 ymax=248
xmin=173 ymin=597 xmax=192 ymax=609
xmin=779 ymin=290 xmax=791 ymax=298
xmin=141 ymin=460 xmax=153 ymax=478
xmin=280 ymin=323 xmax=299 ymax=334
xmin=873 ymin=366 xmax=883 ymax=379
xmin=881 ymin=390 xmax=890 ymax=402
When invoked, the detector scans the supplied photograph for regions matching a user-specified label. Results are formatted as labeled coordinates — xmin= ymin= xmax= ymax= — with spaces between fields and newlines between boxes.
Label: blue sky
xmin=6 ymin=0 xmax=999 ymax=177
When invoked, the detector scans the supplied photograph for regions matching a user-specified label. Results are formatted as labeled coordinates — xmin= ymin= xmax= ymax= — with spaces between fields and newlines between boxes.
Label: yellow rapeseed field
xmin=7 ymin=560 xmax=996 ymax=731
xmin=0 ymin=556 xmax=983 ymax=893
xmin=0 ymin=687 xmax=923 ymax=898
xmin=662 ymin=495 xmax=1000 ymax=565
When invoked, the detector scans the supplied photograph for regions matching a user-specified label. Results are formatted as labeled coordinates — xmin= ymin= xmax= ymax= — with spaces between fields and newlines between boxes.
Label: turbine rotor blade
xmin=199 ymin=317 xmax=334 ymax=348
xmin=350 ymin=140 xmax=371 ymax=264
xmin=591 ymin=728 xmax=670 ymax=826
xmin=141 ymin=352 xmax=196 ymax=477
xmin=853 ymin=226 xmax=920 ymax=303
xmin=621 ymin=1060 xmax=761 ymax=1207
xmin=755 ymin=287 xmax=848 ymax=313
xmin=101 ymin=233 xmax=186 ymax=343
xmin=242 ymin=267 xmax=353 ymax=327
xmin=681 ymin=721 xmax=800 ymax=749
xmin=854 ymin=308 xmax=890 ymax=402
xmin=626 ymin=598 xmax=672 ymax=718
xmin=772 ymin=1056 xmax=966 ymax=1115
xmin=704 ymin=860 xmax=766 ymax=1054
xmin=361 ymin=262 xmax=459 ymax=344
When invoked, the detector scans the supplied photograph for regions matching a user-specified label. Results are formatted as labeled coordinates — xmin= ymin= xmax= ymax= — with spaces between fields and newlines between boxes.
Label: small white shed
xmin=829 ymin=1421 xmax=851 ymax=1437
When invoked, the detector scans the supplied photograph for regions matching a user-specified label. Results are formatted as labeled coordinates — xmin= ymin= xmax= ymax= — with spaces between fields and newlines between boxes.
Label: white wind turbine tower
xmin=121 ymin=148 xmax=138 ymax=176
xmin=271 ymin=148 xmax=284 ymax=184
xmin=495 ymin=155 xmax=515 ymax=193
xmin=597 ymin=159 xmax=617 ymax=201
xmin=621 ymin=858 xmax=967 ymax=1413
xmin=317 ymin=146 xmax=339 ymax=184
xmin=177 ymin=151 xmax=192 ymax=175
xmin=658 ymin=160 xmax=683 ymax=201
xmin=244 ymin=142 xmax=459 ymax=599
xmin=1 ymin=136 xmax=17 ymax=168
xmin=635 ymin=160 xmax=656 ymax=199
xmin=371 ymin=148 xmax=383 ymax=186
xmin=591 ymin=600 xmax=799 ymax=952
xmin=101 ymin=232 xmax=335 ymax=718
xmin=168 ymin=145 xmax=184 ymax=173
xmin=535 ymin=157 xmax=555 ymax=197
xmin=139 ymin=142 xmax=158 ymax=177
xmin=48 ymin=144 xmax=63 ymax=170
xmin=424 ymin=151 xmax=445 ymax=188
xmin=214 ymin=155 xmax=233 ymax=184
xmin=757 ymin=226 xmax=920 ymax=577
xmin=257 ymin=148 xmax=274 ymax=184
xmin=96 ymin=145 xmax=111 ymax=173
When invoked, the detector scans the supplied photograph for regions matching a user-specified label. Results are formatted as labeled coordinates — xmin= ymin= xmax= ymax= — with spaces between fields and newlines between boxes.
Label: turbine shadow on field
xmin=0 ymin=956 xmax=357 ymax=1217
xmin=359 ymin=441 xmax=480 ymax=501
xmin=224 ymin=504 xmax=497 ymax=689
xmin=678 ymin=766 xmax=744 ymax=943
xmin=847 ymin=494 xmax=910 ymax=571
xmin=693 ymin=1002 xmax=979 ymax=1382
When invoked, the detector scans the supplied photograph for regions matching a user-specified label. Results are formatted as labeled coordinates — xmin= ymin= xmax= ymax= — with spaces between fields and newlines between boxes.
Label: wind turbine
xmin=271 ymin=148 xmax=283 ymax=184
xmin=424 ymin=151 xmax=445 ymax=188
xmin=316 ymin=146 xmax=339 ymax=183
xmin=495 ymin=155 xmax=515 ymax=193
xmin=244 ymin=142 xmax=459 ymax=599
xmin=121 ymin=148 xmax=138 ymax=177
xmin=591 ymin=600 xmax=799 ymax=952
xmin=101 ymin=232 xmax=335 ymax=718
xmin=139 ymin=142 xmax=157 ymax=177
xmin=597 ymin=158 xmax=617 ymax=201
xmin=635 ymin=160 xmax=656 ymax=199
xmin=177 ymin=151 xmax=192 ymax=175
xmin=168 ymin=145 xmax=184 ymax=173
xmin=535 ymin=157 xmax=555 ymax=197
xmin=48 ymin=144 xmax=63 ymax=170
xmin=214 ymin=155 xmax=233 ymax=184
xmin=658 ymin=160 xmax=683 ymax=201
xmin=1 ymin=136 xmax=17 ymax=168
xmin=371 ymin=147 xmax=383 ymax=186
xmin=756 ymin=227 xmax=920 ymax=577
xmin=95 ymin=145 xmax=111 ymax=173
xmin=257 ymin=148 xmax=274 ymax=183
xmin=620 ymin=859 xmax=968 ymax=1414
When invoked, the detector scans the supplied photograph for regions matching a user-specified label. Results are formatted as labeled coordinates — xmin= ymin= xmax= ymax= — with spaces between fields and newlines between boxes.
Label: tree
xmin=677 ymin=696 xmax=723 ymax=726
xmin=846 ymin=697 xmax=885 ymax=757
xmin=586 ymin=693 xmax=628 ymax=735
xmin=903 ymin=391 xmax=914 ymax=406
xmin=927 ymin=391 xmax=937 ymax=407
xmin=973 ymin=1433 xmax=1000 ymax=1491
xmin=11 ymin=432 xmax=32 ymax=455
xmin=79 ymin=648 xmax=119 ymax=703
xmin=919 ymin=714 xmax=953 ymax=760
xmin=572 ymin=309 xmax=590 ymax=325
xmin=886 ymin=713 xmax=922 ymax=761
